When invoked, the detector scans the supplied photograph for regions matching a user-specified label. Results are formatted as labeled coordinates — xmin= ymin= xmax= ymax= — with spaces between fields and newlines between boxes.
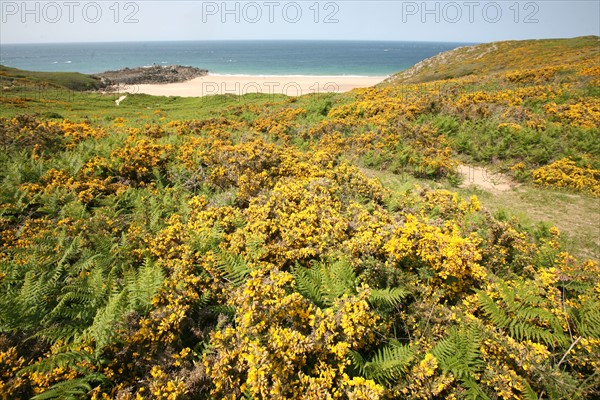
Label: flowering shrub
xmin=544 ymin=98 xmax=600 ymax=129
xmin=385 ymin=214 xmax=485 ymax=294
xmin=205 ymin=268 xmax=383 ymax=399
xmin=111 ymin=136 xmax=173 ymax=183
xmin=0 ymin=115 xmax=65 ymax=152
xmin=533 ymin=157 xmax=600 ymax=195
xmin=253 ymin=107 xmax=306 ymax=141
xmin=52 ymin=119 xmax=107 ymax=148
xmin=505 ymin=66 xmax=564 ymax=84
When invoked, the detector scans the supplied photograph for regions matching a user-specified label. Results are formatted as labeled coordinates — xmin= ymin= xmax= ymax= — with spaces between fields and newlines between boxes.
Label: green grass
xmin=457 ymin=185 xmax=600 ymax=262
xmin=1 ymin=64 xmax=103 ymax=90
xmin=0 ymin=87 xmax=288 ymax=124
xmin=0 ymin=65 xmax=293 ymax=126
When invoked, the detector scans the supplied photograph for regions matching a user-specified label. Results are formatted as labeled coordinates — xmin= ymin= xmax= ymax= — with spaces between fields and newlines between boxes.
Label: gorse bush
xmin=533 ymin=157 xmax=600 ymax=195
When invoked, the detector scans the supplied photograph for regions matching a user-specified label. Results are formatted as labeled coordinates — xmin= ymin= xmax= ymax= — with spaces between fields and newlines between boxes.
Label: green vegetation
xmin=384 ymin=35 xmax=600 ymax=84
xmin=0 ymin=37 xmax=599 ymax=399
xmin=0 ymin=65 xmax=104 ymax=91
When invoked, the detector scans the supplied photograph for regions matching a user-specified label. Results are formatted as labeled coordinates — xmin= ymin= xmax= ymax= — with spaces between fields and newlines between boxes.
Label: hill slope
xmin=0 ymin=64 xmax=104 ymax=91
xmin=383 ymin=35 xmax=599 ymax=84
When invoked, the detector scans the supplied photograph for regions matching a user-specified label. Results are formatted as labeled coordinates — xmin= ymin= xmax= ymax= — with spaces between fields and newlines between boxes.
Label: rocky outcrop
xmin=94 ymin=65 xmax=208 ymax=86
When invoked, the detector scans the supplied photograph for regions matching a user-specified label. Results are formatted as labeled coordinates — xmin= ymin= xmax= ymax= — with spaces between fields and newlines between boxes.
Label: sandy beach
xmin=133 ymin=74 xmax=386 ymax=97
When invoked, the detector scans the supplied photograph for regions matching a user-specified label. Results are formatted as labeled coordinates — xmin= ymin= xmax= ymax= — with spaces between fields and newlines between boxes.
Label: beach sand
xmin=133 ymin=75 xmax=386 ymax=97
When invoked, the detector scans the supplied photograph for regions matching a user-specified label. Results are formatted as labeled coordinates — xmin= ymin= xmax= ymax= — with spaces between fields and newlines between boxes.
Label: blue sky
xmin=1 ymin=1 xmax=599 ymax=43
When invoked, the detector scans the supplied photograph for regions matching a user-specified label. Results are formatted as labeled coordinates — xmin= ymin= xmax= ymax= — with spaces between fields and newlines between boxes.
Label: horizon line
xmin=2 ymin=34 xmax=597 ymax=46
xmin=2 ymin=38 xmax=482 ymax=46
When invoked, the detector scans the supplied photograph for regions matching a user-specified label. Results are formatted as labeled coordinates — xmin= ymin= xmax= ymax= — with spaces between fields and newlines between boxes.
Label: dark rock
xmin=94 ymin=65 xmax=208 ymax=87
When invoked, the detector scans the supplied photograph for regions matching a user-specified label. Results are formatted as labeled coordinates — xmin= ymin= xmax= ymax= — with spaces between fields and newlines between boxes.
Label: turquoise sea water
xmin=0 ymin=41 xmax=470 ymax=76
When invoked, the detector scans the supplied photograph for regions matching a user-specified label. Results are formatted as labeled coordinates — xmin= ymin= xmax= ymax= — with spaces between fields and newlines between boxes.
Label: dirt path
xmin=456 ymin=165 xmax=598 ymax=261
xmin=115 ymin=95 xmax=127 ymax=106
xmin=457 ymin=164 xmax=516 ymax=192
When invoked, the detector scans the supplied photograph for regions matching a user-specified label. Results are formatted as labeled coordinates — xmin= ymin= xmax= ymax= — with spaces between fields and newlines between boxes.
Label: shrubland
xmin=0 ymin=36 xmax=599 ymax=399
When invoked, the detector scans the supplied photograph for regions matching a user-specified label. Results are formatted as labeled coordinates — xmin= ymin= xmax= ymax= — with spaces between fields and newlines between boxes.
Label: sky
xmin=1 ymin=1 xmax=599 ymax=44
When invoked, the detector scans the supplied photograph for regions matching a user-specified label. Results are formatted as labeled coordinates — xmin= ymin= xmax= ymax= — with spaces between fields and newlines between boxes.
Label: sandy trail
xmin=115 ymin=95 xmax=127 ymax=105
xmin=458 ymin=164 xmax=517 ymax=192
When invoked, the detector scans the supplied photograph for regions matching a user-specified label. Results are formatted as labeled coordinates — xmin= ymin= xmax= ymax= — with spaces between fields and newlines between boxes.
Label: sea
xmin=0 ymin=41 xmax=471 ymax=76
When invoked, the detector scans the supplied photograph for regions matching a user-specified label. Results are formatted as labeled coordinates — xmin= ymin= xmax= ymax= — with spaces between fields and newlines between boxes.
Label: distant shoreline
xmin=133 ymin=74 xmax=386 ymax=97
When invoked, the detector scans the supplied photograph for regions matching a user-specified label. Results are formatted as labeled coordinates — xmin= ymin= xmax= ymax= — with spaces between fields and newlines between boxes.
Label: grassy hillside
xmin=383 ymin=35 xmax=599 ymax=84
xmin=0 ymin=37 xmax=599 ymax=399
xmin=0 ymin=65 xmax=104 ymax=91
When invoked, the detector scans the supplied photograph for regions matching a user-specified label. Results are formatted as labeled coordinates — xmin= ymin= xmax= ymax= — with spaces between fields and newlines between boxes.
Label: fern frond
xmin=294 ymin=264 xmax=324 ymax=307
xmin=348 ymin=350 xmax=366 ymax=371
xmin=431 ymin=325 xmax=483 ymax=379
xmin=128 ymin=258 xmax=164 ymax=312
xmin=32 ymin=373 xmax=107 ymax=400
xmin=520 ymin=379 xmax=538 ymax=400
xmin=431 ymin=325 xmax=489 ymax=399
xmin=461 ymin=376 xmax=491 ymax=400
xmin=20 ymin=350 xmax=94 ymax=375
xmin=477 ymin=281 xmax=569 ymax=346
xmin=210 ymin=305 xmax=236 ymax=319
xmin=83 ymin=290 xmax=128 ymax=350
xmin=293 ymin=259 xmax=357 ymax=307
xmin=32 ymin=324 xmax=83 ymax=343
xmin=32 ymin=379 xmax=91 ymax=400
xmin=369 ymin=287 xmax=408 ymax=308
xmin=477 ymin=291 xmax=511 ymax=327
xmin=327 ymin=259 xmax=357 ymax=299
xmin=358 ymin=342 xmax=414 ymax=384
xmin=570 ymin=297 xmax=600 ymax=339
xmin=216 ymin=251 xmax=249 ymax=286
xmin=55 ymin=234 xmax=84 ymax=270
xmin=71 ymin=252 xmax=100 ymax=274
